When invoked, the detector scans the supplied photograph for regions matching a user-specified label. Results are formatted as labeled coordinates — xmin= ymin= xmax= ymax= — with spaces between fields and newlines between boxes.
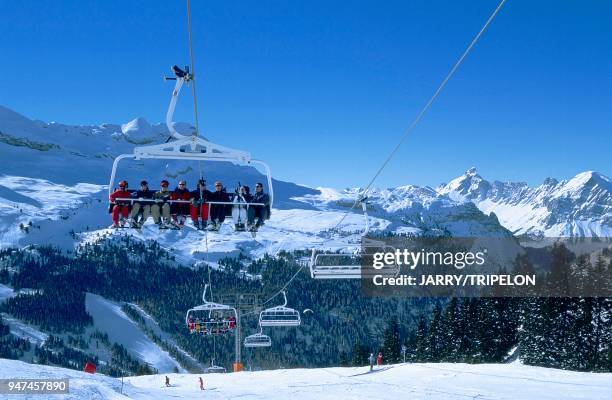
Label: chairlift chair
xmin=244 ymin=327 xmax=272 ymax=348
xmin=258 ymin=291 xmax=301 ymax=327
xmin=185 ymin=284 xmax=237 ymax=334
xmin=108 ymin=65 xmax=273 ymax=217
xmin=205 ymin=358 xmax=226 ymax=373
xmin=309 ymin=201 xmax=399 ymax=279
xmin=310 ymin=237 xmax=400 ymax=279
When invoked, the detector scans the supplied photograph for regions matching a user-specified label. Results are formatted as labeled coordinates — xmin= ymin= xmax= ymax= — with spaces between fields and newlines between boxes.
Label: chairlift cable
xmin=186 ymin=0 xmax=201 ymax=138
xmin=331 ymin=0 xmax=507 ymax=231
xmin=256 ymin=0 xmax=507 ymax=293
xmin=188 ymin=0 xmax=206 ymax=180
xmin=190 ymin=0 xmax=507 ymax=320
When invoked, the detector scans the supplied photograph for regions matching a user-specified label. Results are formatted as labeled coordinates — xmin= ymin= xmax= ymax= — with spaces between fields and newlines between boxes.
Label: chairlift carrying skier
xmin=232 ymin=185 xmax=252 ymax=231
xmin=130 ymin=180 xmax=154 ymax=228
xmin=208 ymin=181 xmax=230 ymax=231
xmin=190 ymin=179 xmax=210 ymax=230
xmin=109 ymin=180 xmax=132 ymax=228
xmin=152 ymin=180 xmax=173 ymax=228
xmin=248 ymin=182 xmax=270 ymax=231
xmin=170 ymin=180 xmax=191 ymax=227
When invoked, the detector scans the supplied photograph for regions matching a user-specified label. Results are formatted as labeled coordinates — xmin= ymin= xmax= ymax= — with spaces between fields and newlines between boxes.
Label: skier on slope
xmin=165 ymin=375 xmax=170 ymax=387
xmin=109 ymin=180 xmax=132 ymax=228
xmin=369 ymin=353 xmax=375 ymax=371
xmin=199 ymin=376 xmax=204 ymax=390
xmin=377 ymin=352 xmax=383 ymax=366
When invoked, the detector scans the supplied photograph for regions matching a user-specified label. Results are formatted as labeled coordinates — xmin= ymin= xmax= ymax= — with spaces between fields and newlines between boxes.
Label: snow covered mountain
xmin=1 ymin=358 xmax=610 ymax=400
xmin=0 ymin=105 xmax=514 ymax=260
xmin=0 ymin=104 xmax=608 ymax=261
xmin=438 ymin=167 xmax=612 ymax=237
xmin=296 ymin=184 xmax=511 ymax=237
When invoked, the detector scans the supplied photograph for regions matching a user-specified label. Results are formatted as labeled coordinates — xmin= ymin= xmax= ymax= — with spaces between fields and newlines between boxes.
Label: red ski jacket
xmin=109 ymin=189 xmax=132 ymax=205
xmin=170 ymin=188 xmax=191 ymax=201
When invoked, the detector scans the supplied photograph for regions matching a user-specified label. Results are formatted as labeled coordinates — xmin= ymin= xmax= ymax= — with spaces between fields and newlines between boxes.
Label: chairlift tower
xmin=215 ymin=292 xmax=261 ymax=372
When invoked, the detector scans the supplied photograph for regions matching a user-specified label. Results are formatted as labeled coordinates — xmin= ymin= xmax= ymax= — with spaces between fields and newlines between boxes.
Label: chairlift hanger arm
xmin=163 ymin=65 xmax=193 ymax=140
xmin=165 ymin=76 xmax=187 ymax=140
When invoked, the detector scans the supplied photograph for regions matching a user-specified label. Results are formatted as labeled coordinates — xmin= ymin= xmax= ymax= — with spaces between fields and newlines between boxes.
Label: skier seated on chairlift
xmin=247 ymin=182 xmax=271 ymax=231
xmin=187 ymin=316 xmax=196 ymax=333
xmin=232 ymin=185 xmax=252 ymax=231
xmin=152 ymin=180 xmax=173 ymax=228
xmin=226 ymin=315 xmax=236 ymax=330
xmin=190 ymin=179 xmax=210 ymax=230
xmin=109 ymin=180 xmax=132 ymax=228
xmin=208 ymin=181 xmax=231 ymax=231
xmin=170 ymin=180 xmax=191 ymax=228
xmin=129 ymin=180 xmax=154 ymax=228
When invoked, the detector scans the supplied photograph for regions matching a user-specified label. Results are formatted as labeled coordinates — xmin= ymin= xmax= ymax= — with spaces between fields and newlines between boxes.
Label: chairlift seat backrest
xmin=244 ymin=332 xmax=272 ymax=348
xmin=259 ymin=305 xmax=301 ymax=327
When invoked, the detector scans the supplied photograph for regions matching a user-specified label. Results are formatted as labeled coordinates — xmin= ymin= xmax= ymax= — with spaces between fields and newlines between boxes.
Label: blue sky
xmin=1 ymin=0 xmax=610 ymax=188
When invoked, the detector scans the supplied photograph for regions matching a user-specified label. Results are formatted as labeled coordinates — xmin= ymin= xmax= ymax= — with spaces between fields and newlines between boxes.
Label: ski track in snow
xmin=85 ymin=293 xmax=185 ymax=374
xmin=0 ymin=313 xmax=49 ymax=345
xmin=126 ymin=303 xmax=205 ymax=373
xmin=0 ymin=358 xmax=610 ymax=400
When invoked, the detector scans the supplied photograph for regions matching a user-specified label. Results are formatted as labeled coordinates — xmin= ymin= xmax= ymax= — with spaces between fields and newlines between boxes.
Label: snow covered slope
xmin=439 ymin=167 xmax=612 ymax=237
xmin=0 ymin=358 xmax=610 ymax=400
xmin=85 ymin=293 xmax=185 ymax=373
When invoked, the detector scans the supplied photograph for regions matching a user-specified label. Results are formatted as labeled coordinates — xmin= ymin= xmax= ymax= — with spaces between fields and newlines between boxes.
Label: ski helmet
xmin=160 ymin=180 xmax=169 ymax=187
xmin=118 ymin=180 xmax=128 ymax=188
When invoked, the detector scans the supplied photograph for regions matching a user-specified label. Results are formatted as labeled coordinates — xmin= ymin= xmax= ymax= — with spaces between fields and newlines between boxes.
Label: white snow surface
xmin=0 ymin=358 xmax=610 ymax=400
xmin=85 ymin=293 xmax=185 ymax=373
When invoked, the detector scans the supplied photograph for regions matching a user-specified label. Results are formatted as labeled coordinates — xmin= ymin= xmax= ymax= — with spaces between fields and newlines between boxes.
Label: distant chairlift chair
xmin=185 ymin=284 xmax=237 ymax=335
xmin=309 ymin=200 xmax=400 ymax=279
xmin=244 ymin=326 xmax=272 ymax=348
xmin=258 ymin=291 xmax=301 ymax=327
xmin=205 ymin=358 xmax=226 ymax=373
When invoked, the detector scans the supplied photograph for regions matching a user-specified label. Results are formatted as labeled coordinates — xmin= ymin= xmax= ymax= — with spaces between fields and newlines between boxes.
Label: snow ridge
xmin=438 ymin=168 xmax=612 ymax=237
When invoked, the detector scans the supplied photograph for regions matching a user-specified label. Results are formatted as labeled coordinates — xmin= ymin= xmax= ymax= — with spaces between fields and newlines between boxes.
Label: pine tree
xmin=402 ymin=330 xmax=417 ymax=362
xmin=339 ymin=351 xmax=349 ymax=367
xmin=472 ymin=298 xmax=499 ymax=362
xmin=457 ymin=298 xmax=478 ymax=362
xmin=381 ymin=318 xmax=401 ymax=364
xmin=439 ymin=298 xmax=461 ymax=361
xmin=351 ymin=342 xmax=369 ymax=366
xmin=546 ymin=244 xmax=577 ymax=368
xmin=414 ymin=315 xmax=429 ymax=361
xmin=520 ymin=297 xmax=554 ymax=367
xmin=426 ymin=303 xmax=444 ymax=361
